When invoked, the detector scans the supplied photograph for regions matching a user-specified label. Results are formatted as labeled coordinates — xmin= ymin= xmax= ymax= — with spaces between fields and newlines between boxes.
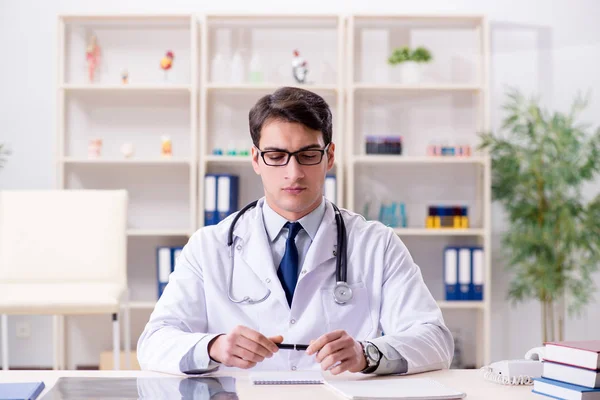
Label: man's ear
xmin=251 ymin=146 xmax=261 ymax=175
xmin=326 ymin=142 xmax=335 ymax=170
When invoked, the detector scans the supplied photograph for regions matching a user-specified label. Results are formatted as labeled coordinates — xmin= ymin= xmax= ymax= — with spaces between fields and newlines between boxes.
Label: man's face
xmin=251 ymin=119 xmax=335 ymax=220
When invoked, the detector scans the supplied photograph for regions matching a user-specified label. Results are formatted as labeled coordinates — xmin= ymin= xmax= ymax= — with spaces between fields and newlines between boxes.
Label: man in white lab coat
xmin=137 ymin=87 xmax=454 ymax=376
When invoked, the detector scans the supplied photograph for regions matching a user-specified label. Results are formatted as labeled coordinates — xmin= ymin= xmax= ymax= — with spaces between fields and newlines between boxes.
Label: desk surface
xmin=0 ymin=369 xmax=537 ymax=399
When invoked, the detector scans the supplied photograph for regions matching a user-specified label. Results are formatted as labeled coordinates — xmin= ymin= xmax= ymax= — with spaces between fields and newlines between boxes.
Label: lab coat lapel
xmin=235 ymin=201 xmax=290 ymax=310
xmin=300 ymin=201 xmax=337 ymax=277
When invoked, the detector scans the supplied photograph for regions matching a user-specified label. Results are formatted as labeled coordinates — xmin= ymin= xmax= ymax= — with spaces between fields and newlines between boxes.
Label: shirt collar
xmin=262 ymin=197 xmax=326 ymax=242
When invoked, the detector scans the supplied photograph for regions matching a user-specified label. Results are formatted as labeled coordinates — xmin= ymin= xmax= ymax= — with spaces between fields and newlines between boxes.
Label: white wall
xmin=1 ymin=0 xmax=600 ymax=368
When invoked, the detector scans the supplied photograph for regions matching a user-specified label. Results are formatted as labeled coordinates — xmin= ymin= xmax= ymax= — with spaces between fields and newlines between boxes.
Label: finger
xmin=268 ymin=335 xmax=284 ymax=344
xmin=239 ymin=326 xmax=280 ymax=353
xmin=235 ymin=336 xmax=271 ymax=360
xmin=330 ymin=359 xmax=353 ymax=375
xmin=222 ymin=353 xmax=257 ymax=369
xmin=315 ymin=337 xmax=348 ymax=363
xmin=306 ymin=330 xmax=345 ymax=355
xmin=232 ymin=343 xmax=265 ymax=363
xmin=321 ymin=347 xmax=355 ymax=371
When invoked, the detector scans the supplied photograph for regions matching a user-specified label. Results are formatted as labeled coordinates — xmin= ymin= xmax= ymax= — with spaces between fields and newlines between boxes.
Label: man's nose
xmin=285 ymin=156 xmax=305 ymax=179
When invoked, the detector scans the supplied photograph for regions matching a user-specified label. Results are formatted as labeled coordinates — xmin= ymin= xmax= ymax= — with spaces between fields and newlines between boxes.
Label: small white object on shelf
xmin=248 ymin=52 xmax=263 ymax=83
xmin=230 ymin=51 xmax=245 ymax=84
xmin=120 ymin=143 xmax=134 ymax=159
xmin=210 ymin=52 xmax=229 ymax=83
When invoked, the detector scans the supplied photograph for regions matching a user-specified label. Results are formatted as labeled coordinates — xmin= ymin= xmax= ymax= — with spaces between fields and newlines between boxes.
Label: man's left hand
xmin=305 ymin=330 xmax=367 ymax=375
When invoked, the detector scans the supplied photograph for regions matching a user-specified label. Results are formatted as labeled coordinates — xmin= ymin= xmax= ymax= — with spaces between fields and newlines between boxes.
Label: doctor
xmin=138 ymin=87 xmax=454 ymax=376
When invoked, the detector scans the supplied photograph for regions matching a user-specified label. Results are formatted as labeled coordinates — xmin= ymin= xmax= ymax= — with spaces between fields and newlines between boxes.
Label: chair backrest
xmin=0 ymin=190 xmax=127 ymax=286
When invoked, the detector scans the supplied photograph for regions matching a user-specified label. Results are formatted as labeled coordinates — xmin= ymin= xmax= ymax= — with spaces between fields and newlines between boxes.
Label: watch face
xmin=366 ymin=344 xmax=380 ymax=362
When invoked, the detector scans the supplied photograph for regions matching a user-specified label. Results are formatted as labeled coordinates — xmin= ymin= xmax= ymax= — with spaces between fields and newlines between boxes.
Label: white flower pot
xmin=400 ymin=62 xmax=421 ymax=83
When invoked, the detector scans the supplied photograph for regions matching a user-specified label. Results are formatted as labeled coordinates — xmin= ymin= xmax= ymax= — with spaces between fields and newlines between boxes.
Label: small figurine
xmin=161 ymin=136 xmax=172 ymax=158
xmin=120 ymin=142 xmax=134 ymax=158
xmin=121 ymin=69 xmax=129 ymax=84
xmin=86 ymin=35 xmax=101 ymax=83
xmin=160 ymin=51 xmax=175 ymax=80
xmin=88 ymin=138 xmax=102 ymax=158
xmin=292 ymin=49 xmax=309 ymax=84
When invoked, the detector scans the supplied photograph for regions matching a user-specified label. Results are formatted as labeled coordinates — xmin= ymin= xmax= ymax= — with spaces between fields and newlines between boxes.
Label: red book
xmin=544 ymin=341 xmax=600 ymax=371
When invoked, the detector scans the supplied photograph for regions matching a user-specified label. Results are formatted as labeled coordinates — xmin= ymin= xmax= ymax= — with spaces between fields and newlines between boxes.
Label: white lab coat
xmin=138 ymin=198 xmax=453 ymax=375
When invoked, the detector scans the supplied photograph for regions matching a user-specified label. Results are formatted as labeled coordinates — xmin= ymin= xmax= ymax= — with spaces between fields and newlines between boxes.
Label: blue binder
xmin=204 ymin=174 xmax=218 ymax=226
xmin=0 ymin=382 xmax=45 ymax=400
xmin=156 ymin=246 xmax=171 ymax=299
xmin=443 ymin=247 xmax=458 ymax=301
xmin=216 ymin=175 xmax=239 ymax=222
xmin=470 ymin=247 xmax=484 ymax=300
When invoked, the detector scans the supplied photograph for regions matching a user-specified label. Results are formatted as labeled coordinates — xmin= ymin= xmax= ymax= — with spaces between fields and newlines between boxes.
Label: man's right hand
xmin=207 ymin=325 xmax=283 ymax=369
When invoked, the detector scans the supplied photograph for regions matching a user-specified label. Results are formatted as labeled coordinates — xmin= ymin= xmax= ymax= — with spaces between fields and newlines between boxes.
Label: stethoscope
xmin=226 ymin=199 xmax=353 ymax=305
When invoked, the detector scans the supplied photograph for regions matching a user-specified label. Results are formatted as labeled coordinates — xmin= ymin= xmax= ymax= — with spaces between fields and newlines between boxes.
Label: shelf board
xmin=352 ymin=155 xmax=486 ymax=165
xmin=126 ymin=301 xmax=157 ymax=310
xmin=62 ymin=158 xmax=192 ymax=166
xmin=394 ymin=228 xmax=485 ymax=236
xmin=206 ymin=83 xmax=338 ymax=92
xmin=205 ymin=155 xmax=252 ymax=163
xmin=127 ymin=229 xmax=192 ymax=237
xmin=353 ymin=83 xmax=481 ymax=92
xmin=61 ymin=84 xmax=191 ymax=93
xmin=437 ymin=300 xmax=484 ymax=309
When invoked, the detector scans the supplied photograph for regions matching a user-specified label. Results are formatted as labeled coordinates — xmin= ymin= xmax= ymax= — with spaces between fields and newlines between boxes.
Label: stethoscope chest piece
xmin=333 ymin=281 xmax=353 ymax=304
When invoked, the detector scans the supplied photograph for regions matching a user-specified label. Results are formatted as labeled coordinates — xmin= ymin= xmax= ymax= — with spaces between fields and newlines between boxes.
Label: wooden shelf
xmin=206 ymin=83 xmax=338 ymax=92
xmin=62 ymin=158 xmax=192 ymax=166
xmin=393 ymin=228 xmax=485 ymax=236
xmin=61 ymin=84 xmax=191 ymax=93
xmin=126 ymin=229 xmax=192 ymax=237
xmin=352 ymin=83 xmax=482 ymax=92
xmin=352 ymin=155 xmax=486 ymax=165
xmin=437 ymin=301 xmax=485 ymax=310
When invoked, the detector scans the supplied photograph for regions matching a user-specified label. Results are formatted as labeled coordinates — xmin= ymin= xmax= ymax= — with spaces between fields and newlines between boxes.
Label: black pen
xmin=277 ymin=343 xmax=310 ymax=351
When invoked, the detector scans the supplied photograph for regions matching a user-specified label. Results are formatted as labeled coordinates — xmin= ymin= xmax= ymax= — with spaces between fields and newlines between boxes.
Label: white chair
xmin=0 ymin=190 xmax=128 ymax=370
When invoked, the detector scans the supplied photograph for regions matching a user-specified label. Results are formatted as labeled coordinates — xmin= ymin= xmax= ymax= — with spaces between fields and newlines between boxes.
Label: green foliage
xmin=388 ymin=46 xmax=432 ymax=65
xmin=478 ymin=88 xmax=600 ymax=315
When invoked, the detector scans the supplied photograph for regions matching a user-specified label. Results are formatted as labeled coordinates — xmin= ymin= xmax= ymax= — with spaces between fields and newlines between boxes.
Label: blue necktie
xmin=277 ymin=222 xmax=303 ymax=306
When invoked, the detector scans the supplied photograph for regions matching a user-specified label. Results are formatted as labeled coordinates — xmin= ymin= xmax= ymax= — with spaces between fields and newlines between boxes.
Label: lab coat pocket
xmin=320 ymin=282 xmax=374 ymax=339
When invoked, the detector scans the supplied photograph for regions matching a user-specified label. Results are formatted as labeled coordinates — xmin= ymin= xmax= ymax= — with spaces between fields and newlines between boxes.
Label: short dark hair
xmin=249 ymin=87 xmax=333 ymax=148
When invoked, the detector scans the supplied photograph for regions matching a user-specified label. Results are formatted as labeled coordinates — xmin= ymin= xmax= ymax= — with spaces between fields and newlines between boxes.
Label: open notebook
xmin=249 ymin=371 xmax=324 ymax=385
xmin=324 ymin=378 xmax=466 ymax=400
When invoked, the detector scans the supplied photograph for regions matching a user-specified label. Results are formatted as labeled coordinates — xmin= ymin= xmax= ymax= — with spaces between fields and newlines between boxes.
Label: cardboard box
xmin=99 ymin=350 xmax=140 ymax=370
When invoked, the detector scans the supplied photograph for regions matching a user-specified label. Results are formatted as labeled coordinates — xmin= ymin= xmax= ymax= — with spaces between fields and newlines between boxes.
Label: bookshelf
xmin=53 ymin=13 xmax=491 ymax=370
xmin=198 ymin=14 xmax=345 ymax=227
xmin=56 ymin=14 xmax=199 ymax=369
xmin=346 ymin=14 xmax=491 ymax=367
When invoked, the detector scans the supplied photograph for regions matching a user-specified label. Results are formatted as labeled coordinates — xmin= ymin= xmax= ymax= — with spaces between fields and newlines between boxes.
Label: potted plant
xmin=478 ymin=88 xmax=600 ymax=342
xmin=388 ymin=46 xmax=432 ymax=84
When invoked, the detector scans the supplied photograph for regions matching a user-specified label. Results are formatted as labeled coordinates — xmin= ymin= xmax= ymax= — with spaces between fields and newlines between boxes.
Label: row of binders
xmin=444 ymin=246 xmax=484 ymax=301
xmin=204 ymin=174 xmax=240 ymax=226
xmin=157 ymin=246 xmax=183 ymax=299
xmin=203 ymin=174 xmax=338 ymax=226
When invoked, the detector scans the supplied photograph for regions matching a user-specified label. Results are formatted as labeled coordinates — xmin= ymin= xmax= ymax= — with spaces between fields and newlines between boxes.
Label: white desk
xmin=0 ymin=369 xmax=537 ymax=399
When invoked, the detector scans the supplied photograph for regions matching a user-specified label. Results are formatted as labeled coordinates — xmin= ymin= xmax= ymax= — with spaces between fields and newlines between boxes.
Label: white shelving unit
xmin=56 ymin=14 xmax=199 ymax=369
xmin=197 ymin=14 xmax=346 ymax=228
xmin=52 ymin=13 xmax=492 ymax=370
xmin=347 ymin=14 xmax=491 ymax=367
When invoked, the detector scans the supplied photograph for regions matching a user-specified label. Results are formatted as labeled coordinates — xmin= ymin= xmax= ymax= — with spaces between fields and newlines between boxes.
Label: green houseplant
xmin=387 ymin=46 xmax=432 ymax=84
xmin=478 ymin=88 xmax=600 ymax=342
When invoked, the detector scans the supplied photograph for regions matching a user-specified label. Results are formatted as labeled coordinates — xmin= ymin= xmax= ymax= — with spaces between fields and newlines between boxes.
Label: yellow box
xmin=461 ymin=216 xmax=469 ymax=228
xmin=99 ymin=350 xmax=140 ymax=370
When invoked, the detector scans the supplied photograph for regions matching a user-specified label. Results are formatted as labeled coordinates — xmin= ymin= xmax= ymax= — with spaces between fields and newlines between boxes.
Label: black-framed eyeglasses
xmin=257 ymin=144 xmax=330 ymax=166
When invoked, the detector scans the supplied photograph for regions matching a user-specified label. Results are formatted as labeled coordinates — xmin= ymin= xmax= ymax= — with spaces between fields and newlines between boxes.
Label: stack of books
xmin=533 ymin=340 xmax=600 ymax=399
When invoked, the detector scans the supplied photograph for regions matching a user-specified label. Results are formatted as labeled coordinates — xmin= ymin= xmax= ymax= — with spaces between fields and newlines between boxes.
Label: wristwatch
xmin=360 ymin=341 xmax=381 ymax=374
